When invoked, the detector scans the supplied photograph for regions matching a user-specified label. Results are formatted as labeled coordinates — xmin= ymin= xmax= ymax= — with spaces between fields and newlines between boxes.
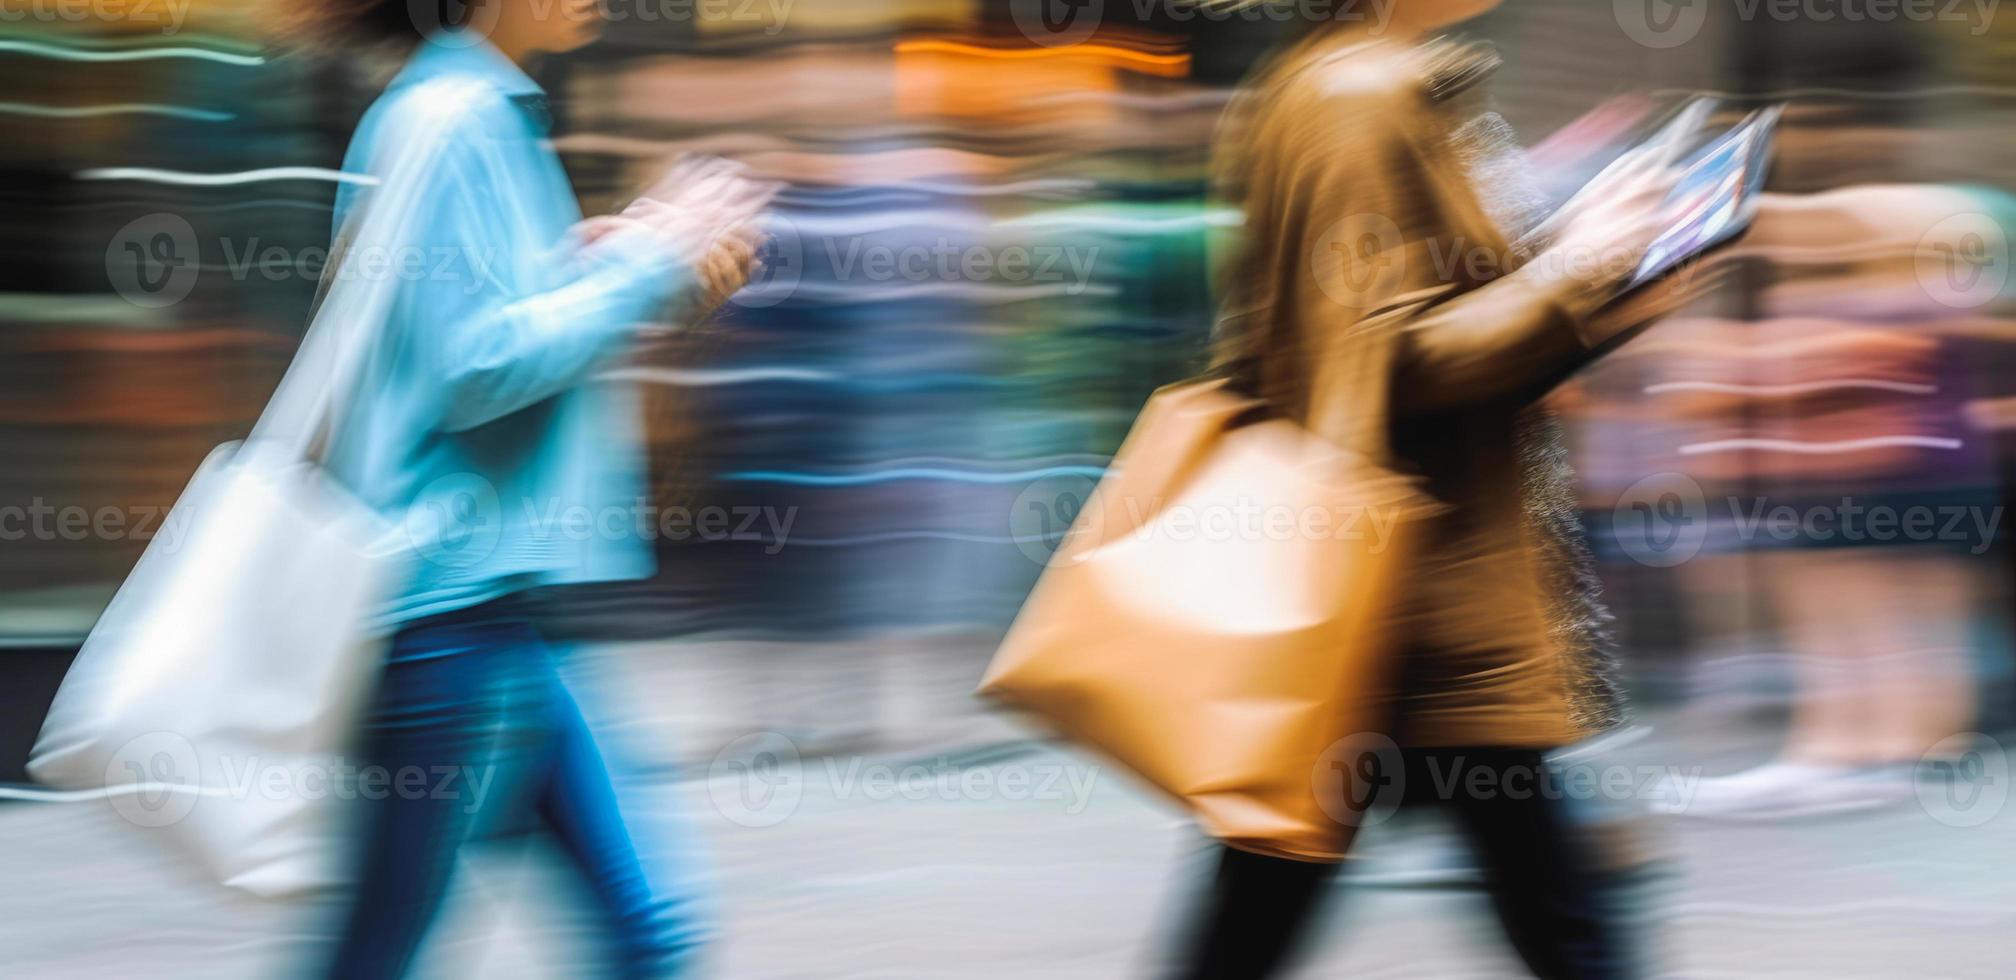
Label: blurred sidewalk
xmin=1 ymin=634 xmax=2011 ymax=978
xmin=573 ymin=629 xmax=1025 ymax=773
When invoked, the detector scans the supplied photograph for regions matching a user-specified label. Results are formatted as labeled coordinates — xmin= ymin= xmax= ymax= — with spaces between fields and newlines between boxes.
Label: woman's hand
xmin=573 ymin=155 xmax=782 ymax=323
xmin=628 ymin=156 xmax=781 ymax=265
xmin=577 ymin=155 xmax=780 ymax=271
xmin=1540 ymin=149 xmax=1684 ymax=312
xmin=675 ymin=218 xmax=768 ymax=323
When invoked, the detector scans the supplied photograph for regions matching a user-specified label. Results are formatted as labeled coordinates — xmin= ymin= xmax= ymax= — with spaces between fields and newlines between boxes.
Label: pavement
xmin=1 ymin=633 xmax=2011 ymax=978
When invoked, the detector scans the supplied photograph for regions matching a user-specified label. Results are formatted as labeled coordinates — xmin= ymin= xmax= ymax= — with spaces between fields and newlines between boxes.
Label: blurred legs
xmin=1168 ymin=845 xmax=1335 ymax=980
xmin=1170 ymin=749 xmax=1627 ymax=980
xmin=325 ymin=608 xmax=703 ymax=978
xmin=324 ymin=616 xmax=527 ymax=979
xmin=1768 ymin=549 xmax=1978 ymax=767
xmin=1442 ymin=750 xmax=1627 ymax=980
xmin=534 ymin=668 xmax=711 ymax=977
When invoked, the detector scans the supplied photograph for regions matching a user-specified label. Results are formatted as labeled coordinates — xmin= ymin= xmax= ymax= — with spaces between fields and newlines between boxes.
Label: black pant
xmin=1170 ymin=748 xmax=1628 ymax=980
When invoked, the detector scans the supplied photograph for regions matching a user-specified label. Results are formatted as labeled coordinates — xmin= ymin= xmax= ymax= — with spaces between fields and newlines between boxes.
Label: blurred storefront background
xmin=3 ymin=0 xmax=2014 ymax=739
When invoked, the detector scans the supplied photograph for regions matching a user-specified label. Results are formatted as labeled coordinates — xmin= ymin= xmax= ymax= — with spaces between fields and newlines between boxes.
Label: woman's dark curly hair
xmin=266 ymin=0 xmax=483 ymax=51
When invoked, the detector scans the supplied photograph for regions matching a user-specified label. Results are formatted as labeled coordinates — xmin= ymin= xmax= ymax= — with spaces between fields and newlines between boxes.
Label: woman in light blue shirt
xmin=277 ymin=2 xmax=771 ymax=975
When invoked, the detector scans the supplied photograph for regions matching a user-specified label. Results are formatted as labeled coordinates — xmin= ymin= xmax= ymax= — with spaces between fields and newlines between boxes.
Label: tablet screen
xmin=1627 ymin=107 xmax=1779 ymax=289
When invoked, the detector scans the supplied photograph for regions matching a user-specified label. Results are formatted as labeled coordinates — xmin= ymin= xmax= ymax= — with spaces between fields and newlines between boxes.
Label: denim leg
xmin=324 ymin=665 xmax=476 ymax=977
xmin=532 ymin=660 xmax=711 ymax=978
xmin=325 ymin=616 xmax=540 ymax=980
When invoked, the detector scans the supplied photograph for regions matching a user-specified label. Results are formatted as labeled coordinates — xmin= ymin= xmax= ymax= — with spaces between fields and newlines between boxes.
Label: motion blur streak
xmin=0 ymin=0 xmax=2013 ymax=977
xmin=79 ymin=166 xmax=377 ymax=185
xmin=0 ymin=37 xmax=266 ymax=64
xmin=0 ymin=102 xmax=235 ymax=120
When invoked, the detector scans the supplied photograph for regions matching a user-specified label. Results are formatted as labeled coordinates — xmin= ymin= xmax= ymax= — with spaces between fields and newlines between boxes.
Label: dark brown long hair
xmin=264 ymin=0 xmax=482 ymax=52
xmin=1206 ymin=28 xmax=1501 ymax=404
xmin=1205 ymin=17 xmax=1386 ymax=398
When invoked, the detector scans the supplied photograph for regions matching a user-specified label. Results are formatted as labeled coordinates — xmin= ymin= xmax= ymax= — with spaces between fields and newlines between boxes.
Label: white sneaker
xmin=1652 ymin=761 xmax=1907 ymax=820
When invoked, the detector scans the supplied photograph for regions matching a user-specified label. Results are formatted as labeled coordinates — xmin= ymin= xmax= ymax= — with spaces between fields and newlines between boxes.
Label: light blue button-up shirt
xmin=325 ymin=37 xmax=689 ymax=627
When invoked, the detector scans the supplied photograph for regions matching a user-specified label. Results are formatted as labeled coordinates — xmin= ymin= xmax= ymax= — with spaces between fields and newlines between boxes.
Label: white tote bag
xmin=26 ymin=240 xmax=413 ymax=894
xmin=26 ymin=442 xmax=401 ymax=897
xmin=17 ymin=86 xmax=500 ymax=896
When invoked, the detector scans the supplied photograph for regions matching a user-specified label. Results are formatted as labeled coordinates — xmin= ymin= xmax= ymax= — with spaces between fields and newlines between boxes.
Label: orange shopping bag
xmin=980 ymin=379 xmax=1430 ymax=860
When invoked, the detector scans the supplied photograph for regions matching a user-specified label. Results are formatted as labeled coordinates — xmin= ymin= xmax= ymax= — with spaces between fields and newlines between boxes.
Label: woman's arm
xmin=1289 ymin=69 xmax=1672 ymax=417
xmin=349 ymin=81 xmax=692 ymax=434
xmin=1226 ymin=45 xmax=1678 ymax=450
xmin=1389 ymin=261 xmax=1602 ymax=413
xmin=425 ymin=204 xmax=684 ymax=433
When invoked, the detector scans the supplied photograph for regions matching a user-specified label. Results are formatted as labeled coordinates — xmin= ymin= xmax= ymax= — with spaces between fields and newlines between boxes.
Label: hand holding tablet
xmin=1531 ymin=96 xmax=1780 ymax=296
xmin=1626 ymin=104 xmax=1781 ymax=290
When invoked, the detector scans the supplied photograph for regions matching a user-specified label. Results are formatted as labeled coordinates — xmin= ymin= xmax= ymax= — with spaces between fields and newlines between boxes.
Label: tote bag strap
xmin=240 ymin=217 xmax=397 ymax=470
xmin=242 ymin=79 xmax=493 ymax=469
xmin=241 ymin=226 xmax=367 ymax=465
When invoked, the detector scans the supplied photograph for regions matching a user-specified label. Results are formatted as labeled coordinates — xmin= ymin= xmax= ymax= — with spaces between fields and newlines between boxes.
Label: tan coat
xmin=1213 ymin=31 xmax=1621 ymax=748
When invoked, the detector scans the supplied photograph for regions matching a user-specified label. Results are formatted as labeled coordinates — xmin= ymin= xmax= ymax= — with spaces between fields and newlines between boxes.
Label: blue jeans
xmin=325 ymin=601 xmax=708 ymax=978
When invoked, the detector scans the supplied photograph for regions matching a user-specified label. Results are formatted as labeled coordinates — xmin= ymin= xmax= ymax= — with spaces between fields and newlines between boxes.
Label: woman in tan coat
xmin=1172 ymin=2 xmax=1686 ymax=977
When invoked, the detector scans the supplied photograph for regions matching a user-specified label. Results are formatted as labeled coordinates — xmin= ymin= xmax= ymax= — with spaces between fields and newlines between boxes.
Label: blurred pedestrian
xmin=1171 ymin=1 xmax=1688 ymax=977
xmin=1638 ymin=185 xmax=2011 ymax=818
xmin=270 ymin=1 xmax=771 ymax=976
